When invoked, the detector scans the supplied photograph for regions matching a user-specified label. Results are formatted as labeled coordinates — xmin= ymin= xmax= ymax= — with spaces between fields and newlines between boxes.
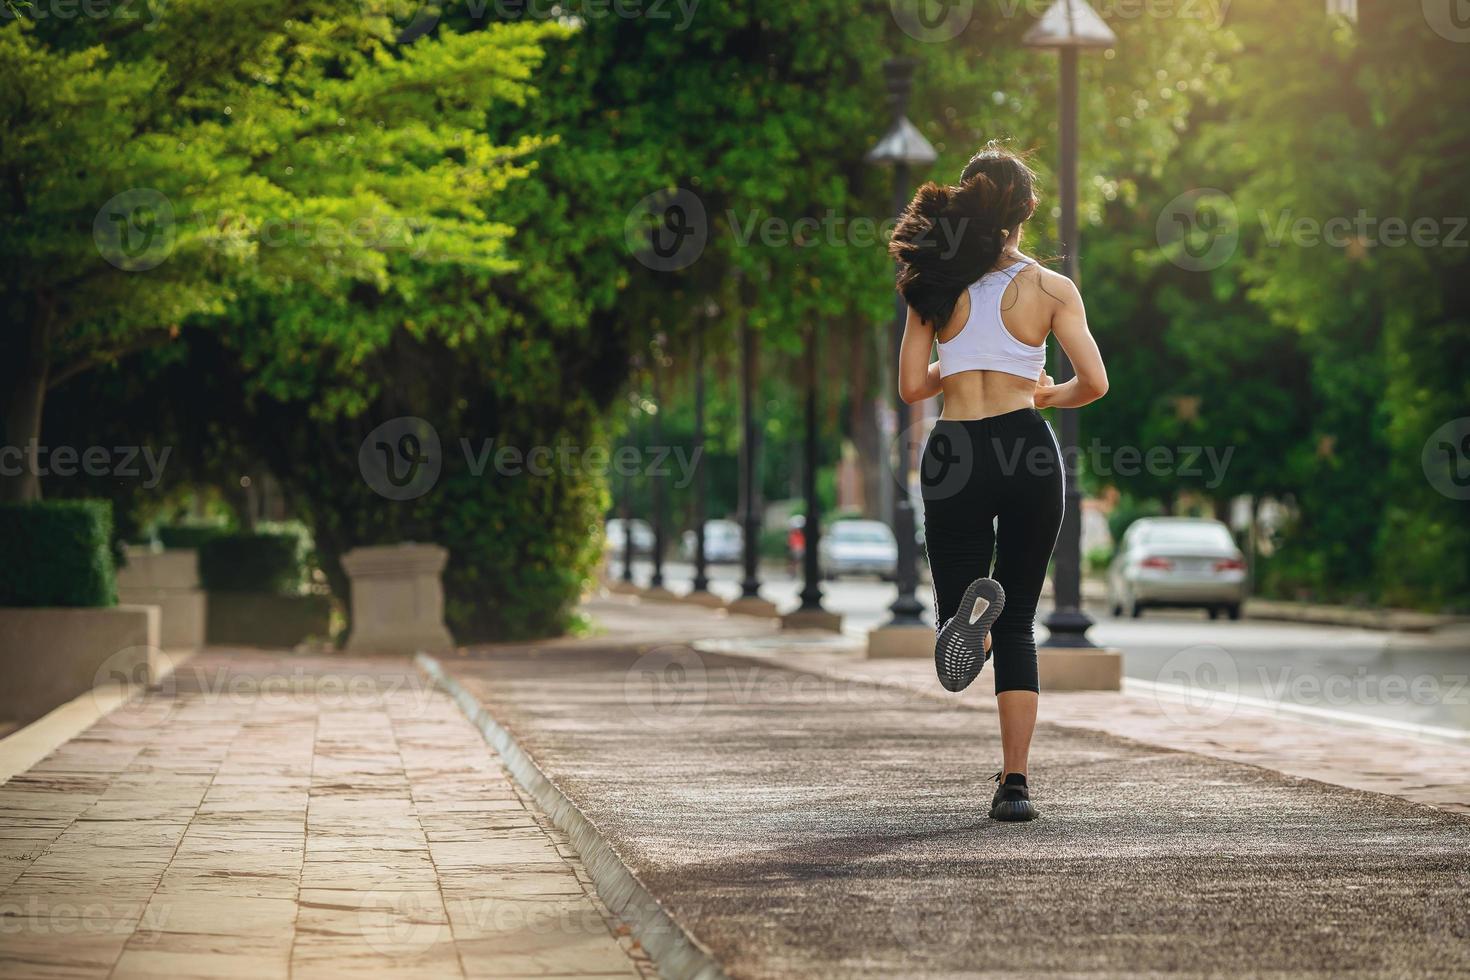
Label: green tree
xmin=1 ymin=4 xmax=559 ymax=501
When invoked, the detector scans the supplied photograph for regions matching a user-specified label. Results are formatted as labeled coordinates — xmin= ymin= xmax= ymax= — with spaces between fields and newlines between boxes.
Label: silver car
xmin=680 ymin=519 xmax=743 ymax=564
xmin=819 ymin=519 xmax=899 ymax=580
xmin=1107 ymin=517 xmax=1248 ymax=620
xmin=605 ymin=518 xmax=655 ymax=557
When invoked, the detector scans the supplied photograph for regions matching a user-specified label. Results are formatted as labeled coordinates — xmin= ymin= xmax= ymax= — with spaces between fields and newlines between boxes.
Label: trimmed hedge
xmin=157 ymin=523 xmax=229 ymax=551
xmin=0 ymin=500 xmax=116 ymax=607
xmin=197 ymin=533 xmax=305 ymax=595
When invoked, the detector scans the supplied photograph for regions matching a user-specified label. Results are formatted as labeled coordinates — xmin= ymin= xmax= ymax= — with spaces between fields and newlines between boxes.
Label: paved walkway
xmin=434 ymin=599 xmax=1470 ymax=978
xmin=687 ymin=634 xmax=1470 ymax=815
xmin=596 ymin=594 xmax=1470 ymax=814
xmin=4 ymin=596 xmax=1468 ymax=978
xmin=0 ymin=653 xmax=650 ymax=979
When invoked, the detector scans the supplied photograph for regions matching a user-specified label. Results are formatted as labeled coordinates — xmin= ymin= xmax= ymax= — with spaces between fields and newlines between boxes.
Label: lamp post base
xmin=727 ymin=595 xmax=781 ymax=618
xmin=1041 ymin=607 xmax=1098 ymax=648
xmin=865 ymin=622 xmax=933 ymax=659
xmin=884 ymin=592 xmax=927 ymax=627
xmin=1038 ymin=646 xmax=1121 ymax=691
xmin=780 ymin=608 xmax=843 ymax=632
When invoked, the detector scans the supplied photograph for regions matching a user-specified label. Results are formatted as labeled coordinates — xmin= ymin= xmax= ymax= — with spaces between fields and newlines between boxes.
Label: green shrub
xmin=1107 ymin=494 xmax=1165 ymax=546
xmin=157 ymin=523 xmax=230 ymax=550
xmin=0 ymin=500 xmax=116 ymax=607
xmin=197 ymin=533 xmax=305 ymax=594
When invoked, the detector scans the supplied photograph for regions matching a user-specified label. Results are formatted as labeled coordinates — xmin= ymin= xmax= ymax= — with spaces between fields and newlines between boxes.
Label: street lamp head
xmin=867 ymin=117 xmax=938 ymax=168
xmin=868 ymin=57 xmax=937 ymax=168
xmin=1022 ymin=0 xmax=1117 ymax=49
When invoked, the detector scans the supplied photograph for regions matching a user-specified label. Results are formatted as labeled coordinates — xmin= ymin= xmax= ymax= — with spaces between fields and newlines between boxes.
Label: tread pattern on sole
xmin=933 ymin=578 xmax=1006 ymax=693
xmin=989 ymin=800 xmax=1039 ymax=822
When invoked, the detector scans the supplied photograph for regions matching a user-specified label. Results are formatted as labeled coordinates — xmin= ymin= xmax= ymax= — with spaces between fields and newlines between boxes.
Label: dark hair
xmin=888 ymin=142 xmax=1038 ymax=328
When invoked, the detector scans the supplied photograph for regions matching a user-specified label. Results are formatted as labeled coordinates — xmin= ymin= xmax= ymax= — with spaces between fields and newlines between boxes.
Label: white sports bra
xmin=936 ymin=257 xmax=1046 ymax=381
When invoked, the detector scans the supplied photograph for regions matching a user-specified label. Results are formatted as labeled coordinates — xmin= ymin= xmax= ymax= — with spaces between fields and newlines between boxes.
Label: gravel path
xmin=442 ymin=642 xmax=1470 ymax=979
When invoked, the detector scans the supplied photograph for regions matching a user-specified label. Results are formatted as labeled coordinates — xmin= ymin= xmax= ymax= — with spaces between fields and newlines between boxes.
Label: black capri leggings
xmin=920 ymin=408 xmax=1064 ymax=694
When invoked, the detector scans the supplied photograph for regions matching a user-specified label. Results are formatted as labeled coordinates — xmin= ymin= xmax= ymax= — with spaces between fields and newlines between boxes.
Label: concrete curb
xmin=0 ymin=648 xmax=194 ymax=784
xmin=1242 ymin=598 xmax=1465 ymax=633
xmin=415 ymin=653 xmax=730 ymax=980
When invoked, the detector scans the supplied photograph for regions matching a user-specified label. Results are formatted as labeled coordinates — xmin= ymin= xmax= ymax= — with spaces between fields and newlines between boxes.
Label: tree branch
xmin=47 ymin=328 xmax=176 ymax=391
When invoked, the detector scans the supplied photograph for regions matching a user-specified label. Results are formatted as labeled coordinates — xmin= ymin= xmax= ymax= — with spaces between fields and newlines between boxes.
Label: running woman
xmin=890 ymin=142 xmax=1109 ymax=821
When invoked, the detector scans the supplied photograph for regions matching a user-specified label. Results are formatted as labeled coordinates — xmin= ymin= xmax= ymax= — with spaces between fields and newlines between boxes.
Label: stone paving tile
xmin=0 ymin=651 xmax=651 ymax=980
xmin=0 ymin=930 xmax=133 ymax=980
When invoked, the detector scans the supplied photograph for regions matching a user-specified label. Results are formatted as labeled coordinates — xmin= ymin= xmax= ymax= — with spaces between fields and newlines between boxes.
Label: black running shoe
xmin=934 ymin=577 xmax=1005 ymax=693
xmin=990 ymin=771 xmax=1038 ymax=822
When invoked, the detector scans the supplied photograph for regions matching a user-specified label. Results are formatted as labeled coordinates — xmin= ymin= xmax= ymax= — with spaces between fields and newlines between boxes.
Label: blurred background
xmin=2 ymin=0 xmax=1466 ymax=659
xmin=5 ymin=6 xmax=1470 ymax=972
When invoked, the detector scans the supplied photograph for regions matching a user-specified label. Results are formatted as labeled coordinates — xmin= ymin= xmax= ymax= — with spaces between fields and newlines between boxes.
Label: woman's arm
xmin=1033 ymin=275 xmax=1108 ymax=409
xmin=898 ymin=306 xmax=942 ymax=404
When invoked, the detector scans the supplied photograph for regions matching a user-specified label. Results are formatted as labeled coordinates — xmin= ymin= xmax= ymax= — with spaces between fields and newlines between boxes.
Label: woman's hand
xmin=1033 ymin=368 xmax=1058 ymax=408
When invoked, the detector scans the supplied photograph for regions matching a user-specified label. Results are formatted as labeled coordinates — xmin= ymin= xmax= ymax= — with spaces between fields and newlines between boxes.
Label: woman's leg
xmin=997 ymin=690 xmax=1038 ymax=775
xmin=924 ymin=515 xmax=995 ymax=632
xmin=988 ymin=425 xmax=1065 ymax=776
xmin=920 ymin=425 xmax=995 ymax=632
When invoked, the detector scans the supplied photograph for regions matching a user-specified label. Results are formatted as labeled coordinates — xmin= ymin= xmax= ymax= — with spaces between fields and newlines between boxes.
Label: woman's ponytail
xmin=888 ymin=143 xmax=1038 ymax=329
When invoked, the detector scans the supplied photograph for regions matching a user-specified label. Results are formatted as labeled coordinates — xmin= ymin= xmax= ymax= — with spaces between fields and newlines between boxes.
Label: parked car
xmin=680 ymin=519 xmax=743 ymax=564
xmin=605 ymin=518 xmax=655 ymax=557
xmin=1107 ymin=517 xmax=1248 ymax=620
xmin=819 ymin=519 xmax=899 ymax=580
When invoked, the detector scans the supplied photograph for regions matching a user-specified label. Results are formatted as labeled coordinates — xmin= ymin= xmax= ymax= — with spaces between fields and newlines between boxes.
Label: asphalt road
xmin=441 ymin=644 xmax=1470 ymax=979
xmin=623 ymin=559 xmax=1470 ymax=737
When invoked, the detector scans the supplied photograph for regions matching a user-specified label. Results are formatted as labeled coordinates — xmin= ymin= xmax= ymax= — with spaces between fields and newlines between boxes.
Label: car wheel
xmin=1208 ymin=606 xmax=1220 ymax=620
xmin=1227 ymin=603 xmax=1242 ymax=621
xmin=1111 ymin=602 xmax=1123 ymax=618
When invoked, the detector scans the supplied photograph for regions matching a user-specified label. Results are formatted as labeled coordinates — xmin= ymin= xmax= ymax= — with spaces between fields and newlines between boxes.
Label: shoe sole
xmin=934 ymin=578 xmax=1006 ymax=693
xmin=989 ymin=800 xmax=1038 ymax=822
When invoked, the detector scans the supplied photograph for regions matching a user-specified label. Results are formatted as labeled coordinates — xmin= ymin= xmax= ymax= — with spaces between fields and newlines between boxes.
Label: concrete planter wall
xmin=205 ymin=593 xmax=333 ymax=649
xmin=117 ymin=547 xmax=206 ymax=652
xmin=342 ymin=543 xmax=454 ymax=655
xmin=0 ymin=605 xmax=159 ymax=727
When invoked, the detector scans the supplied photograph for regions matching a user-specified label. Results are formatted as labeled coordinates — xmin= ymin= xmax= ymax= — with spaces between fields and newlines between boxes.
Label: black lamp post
xmin=689 ymin=321 xmax=712 ymax=596
xmin=1024 ymin=0 xmax=1116 ymax=648
xmin=867 ymin=57 xmax=937 ymax=633
xmin=647 ymin=357 xmax=669 ymax=594
xmin=620 ymin=413 xmax=636 ymax=586
xmin=797 ymin=323 xmax=825 ymax=614
xmin=734 ymin=316 xmax=768 ymax=611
